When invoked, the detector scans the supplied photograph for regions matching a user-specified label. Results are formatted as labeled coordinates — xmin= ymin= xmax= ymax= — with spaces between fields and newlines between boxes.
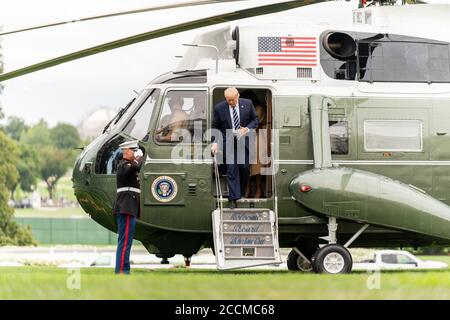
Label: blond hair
xmin=224 ymin=87 xmax=239 ymax=98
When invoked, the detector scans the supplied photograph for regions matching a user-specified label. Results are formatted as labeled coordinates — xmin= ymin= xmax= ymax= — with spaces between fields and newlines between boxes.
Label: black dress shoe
xmin=229 ymin=200 xmax=237 ymax=209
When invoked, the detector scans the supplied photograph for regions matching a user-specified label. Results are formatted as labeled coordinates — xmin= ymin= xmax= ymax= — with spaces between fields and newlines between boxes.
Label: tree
xmin=8 ymin=144 xmax=40 ymax=199
xmin=16 ymin=146 xmax=39 ymax=192
xmin=20 ymin=119 xmax=51 ymax=147
xmin=3 ymin=117 xmax=38 ymax=199
xmin=16 ymin=121 xmax=80 ymax=200
xmin=0 ymin=32 xmax=4 ymax=119
xmin=0 ymin=32 xmax=35 ymax=245
xmin=50 ymin=123 xmax=81 ymax=150
xmin=0 ymin=130 xmax=36 ymax=245
xmin=5 ymin=116 xmax=29 ymax=141
xmin=38 ymin=146 xmax=71 ymax=200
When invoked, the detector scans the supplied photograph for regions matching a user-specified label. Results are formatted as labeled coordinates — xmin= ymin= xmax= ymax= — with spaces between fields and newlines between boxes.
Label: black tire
xmin=311 ymin=244 xmax=352 ymax=274
xmin=287 ymin=250 xmax=312 ymax=272
xmin=287 ymin=244 xmax=317 ymax=272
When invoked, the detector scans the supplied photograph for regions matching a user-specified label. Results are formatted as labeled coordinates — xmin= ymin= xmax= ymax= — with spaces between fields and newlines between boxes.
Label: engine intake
xmin=322 ymin=32 xmax=356 ymax=60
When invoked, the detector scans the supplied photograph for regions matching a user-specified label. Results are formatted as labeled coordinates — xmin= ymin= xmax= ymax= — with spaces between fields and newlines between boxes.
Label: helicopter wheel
xmin=311 ymin=244 xmax=352 ymax=274
xmin=287 ymin=244 xmax=317 ymax=272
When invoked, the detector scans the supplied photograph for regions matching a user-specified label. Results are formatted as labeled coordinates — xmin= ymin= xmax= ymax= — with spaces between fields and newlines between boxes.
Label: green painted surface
xmin=72 ymin=92 xmax=450 ymax=257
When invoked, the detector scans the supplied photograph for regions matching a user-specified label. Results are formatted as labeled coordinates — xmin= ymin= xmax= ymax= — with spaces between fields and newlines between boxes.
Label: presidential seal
xmin=151 ymin=176 xmax=177 ymax=202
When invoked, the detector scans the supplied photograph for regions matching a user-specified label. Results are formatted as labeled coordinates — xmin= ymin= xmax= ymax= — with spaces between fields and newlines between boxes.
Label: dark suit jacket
xmin=211 ymin=98 xmax=259 ymax=163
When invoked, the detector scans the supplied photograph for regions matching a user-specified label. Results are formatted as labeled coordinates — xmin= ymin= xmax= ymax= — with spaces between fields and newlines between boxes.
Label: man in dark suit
xmin=211 ymin=87 xmax=259 ymax=209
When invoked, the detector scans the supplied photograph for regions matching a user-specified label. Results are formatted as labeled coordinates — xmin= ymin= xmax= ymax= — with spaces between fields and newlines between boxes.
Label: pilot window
xmin=123 ymin=88 xmax=160 ymax=141
xmin=364 ymin=120 xmax=423 ymax=152
xmin=329 ymin=121 xmax=349 ymax=155
xmin=95 ymin=135 xmax=126 ymax=174
xmin=154 ymin=90 xmax=207 ymax=144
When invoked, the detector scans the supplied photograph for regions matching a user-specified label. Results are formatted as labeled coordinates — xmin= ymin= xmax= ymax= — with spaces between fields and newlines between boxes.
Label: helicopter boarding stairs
xmin=211 ymin=154 xmax=282 ymax=270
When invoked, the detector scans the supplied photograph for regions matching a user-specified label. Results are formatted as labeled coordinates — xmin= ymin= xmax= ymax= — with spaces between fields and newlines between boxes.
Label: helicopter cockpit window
xmin=155 ymin=90 xmax=207 ymax=143
xmin=123 ymin=88 xmax=160 ymax=141
xmin=95 ymin=135 xmax=126 ymax=174
xmin=329 ymin=121 xmax=349 ymax=155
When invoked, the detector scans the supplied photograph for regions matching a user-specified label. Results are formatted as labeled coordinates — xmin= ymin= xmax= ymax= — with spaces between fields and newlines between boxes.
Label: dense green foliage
xmin=0 ymin=130 xmax=36 ymax=245
xmin=0 ymin=37 xmax=36 ymax=245
xmin=3 ymin=117 xmax=81 ymax=200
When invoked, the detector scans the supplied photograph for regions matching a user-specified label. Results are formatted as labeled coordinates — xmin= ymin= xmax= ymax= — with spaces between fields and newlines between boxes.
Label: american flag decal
xmin=258 ymin=36 xmax=317 ymax=66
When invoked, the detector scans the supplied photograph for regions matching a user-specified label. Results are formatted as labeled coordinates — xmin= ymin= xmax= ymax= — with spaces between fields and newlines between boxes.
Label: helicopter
xmin=1 ymin=0 xmax=450 ymax=274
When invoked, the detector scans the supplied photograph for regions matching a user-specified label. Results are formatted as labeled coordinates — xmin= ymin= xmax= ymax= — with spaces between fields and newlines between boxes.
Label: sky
xmin=0 ymin=0 xmax=447 ymax=127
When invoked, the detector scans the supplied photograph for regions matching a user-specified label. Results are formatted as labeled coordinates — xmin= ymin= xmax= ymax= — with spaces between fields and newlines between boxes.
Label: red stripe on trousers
xmin=120 ymin=215 xmax=130 ymax=273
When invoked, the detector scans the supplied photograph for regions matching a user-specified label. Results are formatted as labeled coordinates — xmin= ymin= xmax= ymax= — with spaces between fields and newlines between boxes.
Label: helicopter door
xmin=211 ymin=87 xmax=273 ymax=201
xmin=140 ymin=88 xmax=213 ymax=232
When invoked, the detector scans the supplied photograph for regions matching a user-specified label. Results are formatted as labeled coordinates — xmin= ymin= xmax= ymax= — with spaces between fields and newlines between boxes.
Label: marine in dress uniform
xmin=114 ymin=140 xmax=143 ymax=274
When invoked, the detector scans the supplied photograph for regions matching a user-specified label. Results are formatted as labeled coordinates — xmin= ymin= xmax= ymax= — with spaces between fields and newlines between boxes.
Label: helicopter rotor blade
xmin=0 ymin=0 xmax=246 ymax=37
xmin=0 ymin=0 xmax=325 ymax=82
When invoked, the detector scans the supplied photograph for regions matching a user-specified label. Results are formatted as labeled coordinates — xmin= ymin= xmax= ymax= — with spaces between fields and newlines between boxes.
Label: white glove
xmin=134 ymin=149 xmax=143 ymax=158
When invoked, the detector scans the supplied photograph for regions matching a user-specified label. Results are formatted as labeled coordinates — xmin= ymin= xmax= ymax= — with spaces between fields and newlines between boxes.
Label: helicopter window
xmin=155 ymin=90 xmax=207 ymax=144
xmin=358 ymin=41 xmax=450 ymax=83
xmin=329 ymin=121 xmax=348 ymax=155
xmin=95 ymin=136 xmax=126 ymax=174
xmin=123 ymin=88 xmax=160 ymax=141
xmin=364 ymin=120 xmax=423 ymax=152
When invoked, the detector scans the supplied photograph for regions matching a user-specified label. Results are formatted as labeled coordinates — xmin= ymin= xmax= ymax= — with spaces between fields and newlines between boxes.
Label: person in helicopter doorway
xmin=113 ymin=140 xmax=143 ymax=274
xmin=211 ymin=87 xmax=259 ymax=209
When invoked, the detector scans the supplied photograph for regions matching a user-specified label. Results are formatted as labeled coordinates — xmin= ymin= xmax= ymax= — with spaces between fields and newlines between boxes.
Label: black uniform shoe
xmin=229 ymin=200 xmax=237 ymax=209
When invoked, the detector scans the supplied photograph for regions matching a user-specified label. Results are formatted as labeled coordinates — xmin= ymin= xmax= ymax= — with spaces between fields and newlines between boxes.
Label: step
xmin=212 ymin=208 xmax=282 ymax=270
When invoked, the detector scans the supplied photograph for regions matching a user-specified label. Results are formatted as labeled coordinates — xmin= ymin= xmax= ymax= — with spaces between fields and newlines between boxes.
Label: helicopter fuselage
xmin=72 ymin=6 xmax=450 ymax=259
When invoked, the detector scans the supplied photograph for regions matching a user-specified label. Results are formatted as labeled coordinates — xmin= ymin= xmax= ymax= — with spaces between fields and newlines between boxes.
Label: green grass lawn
xmin=0 ymin=266 xmax=449 ymax=299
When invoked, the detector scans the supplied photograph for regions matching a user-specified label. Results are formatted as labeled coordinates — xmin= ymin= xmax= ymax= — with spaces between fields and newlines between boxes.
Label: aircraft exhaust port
xmin=322 ymin=31 xmax=356 ymax=60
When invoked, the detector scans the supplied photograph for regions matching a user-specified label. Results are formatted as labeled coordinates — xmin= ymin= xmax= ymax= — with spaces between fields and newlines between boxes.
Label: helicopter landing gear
xmin=287 ymin=241 xmax=318 ymax=272
xmin=311 ymin=244 xmax=352 ymax=274
xmin=184 ymin=256 xmax=192 ymax=267
xmin=287 ymin=248 xmax=312 ymax=272
xmin=156 ymin=254 xmax=174 ymax=265
xmin=310 ymin=217 xmax=370 ymax=274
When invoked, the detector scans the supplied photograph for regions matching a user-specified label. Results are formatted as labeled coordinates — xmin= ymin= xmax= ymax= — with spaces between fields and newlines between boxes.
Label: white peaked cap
xmin=119 ymin=140 xmax=139 ymax=150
